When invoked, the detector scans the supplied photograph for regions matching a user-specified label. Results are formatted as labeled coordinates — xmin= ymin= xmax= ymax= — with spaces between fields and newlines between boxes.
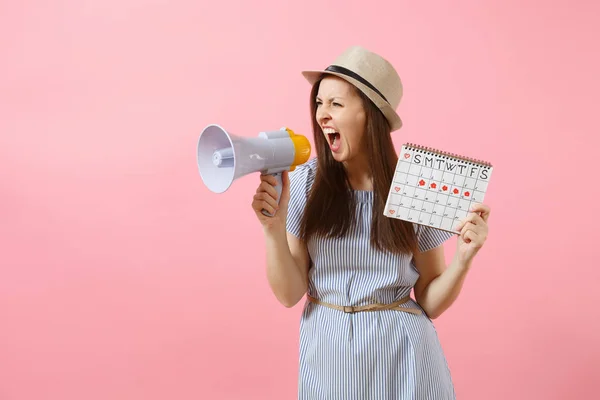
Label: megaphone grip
xmin=261 ymin=172 xmax=283 ymax=217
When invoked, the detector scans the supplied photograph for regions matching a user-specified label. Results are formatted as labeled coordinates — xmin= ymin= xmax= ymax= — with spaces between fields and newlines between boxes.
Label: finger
xmin=461 ymin=224 xmax=487 ymax=247
xmin=279 ymin=170 xmax=291 ymax=208
xmin=457 ymin=211 xmax=486 ymax=231
xmin=260 ymin=174 xmax=279 ymax=187
xmin=455 ymin=217 xmax=479 ymax=232
xmin=463 ymin=229 xmax=479 ymax=245
xmin=455 ymin=220 xmax=465 ymax=233
xmin=457 ymin=222 xmax=482 ymax=240
xmin=253 ymin=192 xmax=279 ymax=211
xmin=460 ymin=222 xmax=477 ymax=236
xmin=256 ymin=200 xmax=277 ymax=216
xmin=454 ymin=221 xmax=464 ymax=232
xmin=257 ymin=181 xmax=280 ymax=200
xmin=469 ymin=203 xmax=491 ymax=222
xmin=252 ymin=197 xmax=277 ymax=216
xmin=465 ymin=212 xmax=485 ymax=226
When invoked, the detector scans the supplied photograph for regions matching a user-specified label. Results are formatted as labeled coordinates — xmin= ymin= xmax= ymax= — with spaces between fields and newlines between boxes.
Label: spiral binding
xmin=404 ymin=143 xmax=493 ymax=168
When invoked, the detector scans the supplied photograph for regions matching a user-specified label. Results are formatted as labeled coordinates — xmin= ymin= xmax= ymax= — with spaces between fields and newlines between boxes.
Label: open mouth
xmin=324 ymin=128 xmax=340 ymax=147
xmin=327 ymin=132 xmax=340 ymax=145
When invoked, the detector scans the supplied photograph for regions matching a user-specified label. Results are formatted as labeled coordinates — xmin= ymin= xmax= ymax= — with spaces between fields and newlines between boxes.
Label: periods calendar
xmin=384 ymin=143 xmax=493 ymax=233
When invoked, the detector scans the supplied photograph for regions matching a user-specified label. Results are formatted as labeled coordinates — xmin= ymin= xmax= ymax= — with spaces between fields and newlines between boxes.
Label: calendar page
xmin=383 ymin=143 xmax=493 ymax=233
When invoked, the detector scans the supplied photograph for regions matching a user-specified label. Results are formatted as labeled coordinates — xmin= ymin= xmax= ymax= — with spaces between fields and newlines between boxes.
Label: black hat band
xmin=325 ymin=65 xmax=389 ymax=104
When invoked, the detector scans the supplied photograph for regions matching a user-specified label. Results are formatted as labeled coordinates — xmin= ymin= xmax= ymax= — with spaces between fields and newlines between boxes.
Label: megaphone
xmin=197 ymin=124 xmax=311 ymax=216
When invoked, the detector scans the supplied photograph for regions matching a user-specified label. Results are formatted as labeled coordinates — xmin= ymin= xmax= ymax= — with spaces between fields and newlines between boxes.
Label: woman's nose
xmin=317 ymin=106 xmax=331 ymax=124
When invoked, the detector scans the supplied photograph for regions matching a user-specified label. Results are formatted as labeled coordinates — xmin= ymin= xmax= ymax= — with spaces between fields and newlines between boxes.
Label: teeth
xmin=323 ymin=128 xmax=337 ymax=134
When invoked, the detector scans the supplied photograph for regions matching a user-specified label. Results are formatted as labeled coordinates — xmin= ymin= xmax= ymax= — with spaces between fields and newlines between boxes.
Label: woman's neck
xmin=343 ymin=155 xmax=372 ymax=191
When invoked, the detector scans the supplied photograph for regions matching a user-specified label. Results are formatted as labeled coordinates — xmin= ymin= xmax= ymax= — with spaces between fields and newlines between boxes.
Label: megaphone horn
xmin=197 ymin=124 xmax=311 ymax=217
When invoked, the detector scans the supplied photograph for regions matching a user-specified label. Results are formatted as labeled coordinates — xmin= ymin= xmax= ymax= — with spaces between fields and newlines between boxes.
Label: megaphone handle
xmin=261 ymin=172 xmax=283 ymax=217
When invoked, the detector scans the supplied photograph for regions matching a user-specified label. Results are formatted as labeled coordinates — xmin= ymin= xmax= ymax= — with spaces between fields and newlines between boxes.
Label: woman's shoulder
xmin=289 ymin=157 xmax=317 ymax=181
xmin=288 ymin=157 xmax=317 ymax=195
xmin=294 ymin=157 xmax=318 ymax=173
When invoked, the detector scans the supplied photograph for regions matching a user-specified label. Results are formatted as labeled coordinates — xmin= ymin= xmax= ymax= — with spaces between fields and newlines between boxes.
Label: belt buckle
xmin=342 ymin=305 xmax=355 ymax=313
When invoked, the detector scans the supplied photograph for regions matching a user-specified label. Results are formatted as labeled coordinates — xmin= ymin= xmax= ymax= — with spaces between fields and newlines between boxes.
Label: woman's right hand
xmin=252 ymin=171 xmax=290 ymax=231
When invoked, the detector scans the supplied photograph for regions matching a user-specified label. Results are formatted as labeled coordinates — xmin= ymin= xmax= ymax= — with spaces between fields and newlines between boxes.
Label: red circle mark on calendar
xmin=453 ymin=188 xmax=459 ymax=194
xmin=442 ymin=185 xmax=448 ymax=191
xmin=419 ymin=179 xmax=425 ymax=186
xmin=404 ymin=153 xmax=410 ymax=159
xmin=464 ymin=191 xmax=470 ymax=197
xmin=389 ymin=210 xmax=395 ymax=214
xmin=430 ymin=183 xmax=437 ymax=189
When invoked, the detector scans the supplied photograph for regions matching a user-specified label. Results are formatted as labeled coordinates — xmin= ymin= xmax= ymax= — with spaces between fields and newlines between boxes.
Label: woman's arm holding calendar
xmin=412 ymin=203 xmax=491 ymax=319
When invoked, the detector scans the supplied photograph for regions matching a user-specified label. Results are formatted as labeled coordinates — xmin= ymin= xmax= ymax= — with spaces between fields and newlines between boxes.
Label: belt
xmin=306 ymin=294 xmax=422 ymax=315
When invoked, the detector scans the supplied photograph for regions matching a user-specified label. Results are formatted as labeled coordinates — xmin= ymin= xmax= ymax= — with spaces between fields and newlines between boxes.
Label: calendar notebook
xmin=384 ymin=143 xmax=493 ymax=234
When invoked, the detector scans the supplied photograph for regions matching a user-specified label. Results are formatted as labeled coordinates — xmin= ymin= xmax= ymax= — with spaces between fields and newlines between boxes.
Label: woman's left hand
xmin=454 ymin=203 xmax=491 ymax=265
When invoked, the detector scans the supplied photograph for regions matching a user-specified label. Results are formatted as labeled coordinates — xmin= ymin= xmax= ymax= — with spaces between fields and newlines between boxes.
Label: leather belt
xmin=306 ymin=294 xmax=422 ymax=315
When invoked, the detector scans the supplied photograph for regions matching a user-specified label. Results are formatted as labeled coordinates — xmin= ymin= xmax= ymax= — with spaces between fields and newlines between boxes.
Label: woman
xmin=252 ymin=46 xmax=490 ymax=400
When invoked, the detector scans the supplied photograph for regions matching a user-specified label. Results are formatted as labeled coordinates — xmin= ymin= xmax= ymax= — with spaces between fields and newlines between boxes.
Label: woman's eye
xmin=333 ymin=102 xmax=342 ymax=107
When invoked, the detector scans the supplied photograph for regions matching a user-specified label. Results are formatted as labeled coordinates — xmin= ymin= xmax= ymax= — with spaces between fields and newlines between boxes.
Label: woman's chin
xmin=331 ymin=149 xmax=346 ymax=162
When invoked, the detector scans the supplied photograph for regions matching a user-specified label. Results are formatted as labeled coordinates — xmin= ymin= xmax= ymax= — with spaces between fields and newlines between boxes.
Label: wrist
xmin=263 ymin=223 xmax=287 ymax=239
xmin=456 ymin=258 xmax=472 ymax=272
xmin=452 ymin=253 xmax=473 ymax=272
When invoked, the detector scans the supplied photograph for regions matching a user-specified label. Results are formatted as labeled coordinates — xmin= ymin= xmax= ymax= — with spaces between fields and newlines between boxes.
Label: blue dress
xmin=286 ymin=158 xmax=456 ymax=400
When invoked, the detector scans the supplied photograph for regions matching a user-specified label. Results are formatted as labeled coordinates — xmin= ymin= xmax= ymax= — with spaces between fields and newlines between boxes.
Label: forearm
xmin=264 ymin=227 xmax=307 ymax=307
xmin=418 ymin=254 xmax=472 ymax=319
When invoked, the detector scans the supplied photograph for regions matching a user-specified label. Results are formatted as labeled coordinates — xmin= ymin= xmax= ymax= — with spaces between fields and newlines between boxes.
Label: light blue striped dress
xmin=286 ymin=158 xmax=456 ymax=400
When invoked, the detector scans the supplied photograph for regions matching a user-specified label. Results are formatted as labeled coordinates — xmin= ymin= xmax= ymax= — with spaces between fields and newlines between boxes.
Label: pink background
xmin=1 ymin=1 xmax=598 ymax=399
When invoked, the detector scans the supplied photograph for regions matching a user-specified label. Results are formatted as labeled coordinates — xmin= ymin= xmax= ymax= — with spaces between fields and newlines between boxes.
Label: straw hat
xmin=301 ymin=45 xmax=403 ymax=131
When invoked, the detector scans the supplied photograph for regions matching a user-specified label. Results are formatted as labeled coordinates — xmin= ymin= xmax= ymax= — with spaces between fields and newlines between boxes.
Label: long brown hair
xmin=298 ymin=78 xmax=418 ymax=255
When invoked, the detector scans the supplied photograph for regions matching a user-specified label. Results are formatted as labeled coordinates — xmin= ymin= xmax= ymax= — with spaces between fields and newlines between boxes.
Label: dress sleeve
xmin=416 ymin=225 xmax=455 ymax=253
xmin=286 ymin=161 xmax=315 ymax=238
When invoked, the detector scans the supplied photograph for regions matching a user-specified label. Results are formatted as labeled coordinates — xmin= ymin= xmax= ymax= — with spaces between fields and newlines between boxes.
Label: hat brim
xmin=301 ymin=70 xmax=403 ymax=131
